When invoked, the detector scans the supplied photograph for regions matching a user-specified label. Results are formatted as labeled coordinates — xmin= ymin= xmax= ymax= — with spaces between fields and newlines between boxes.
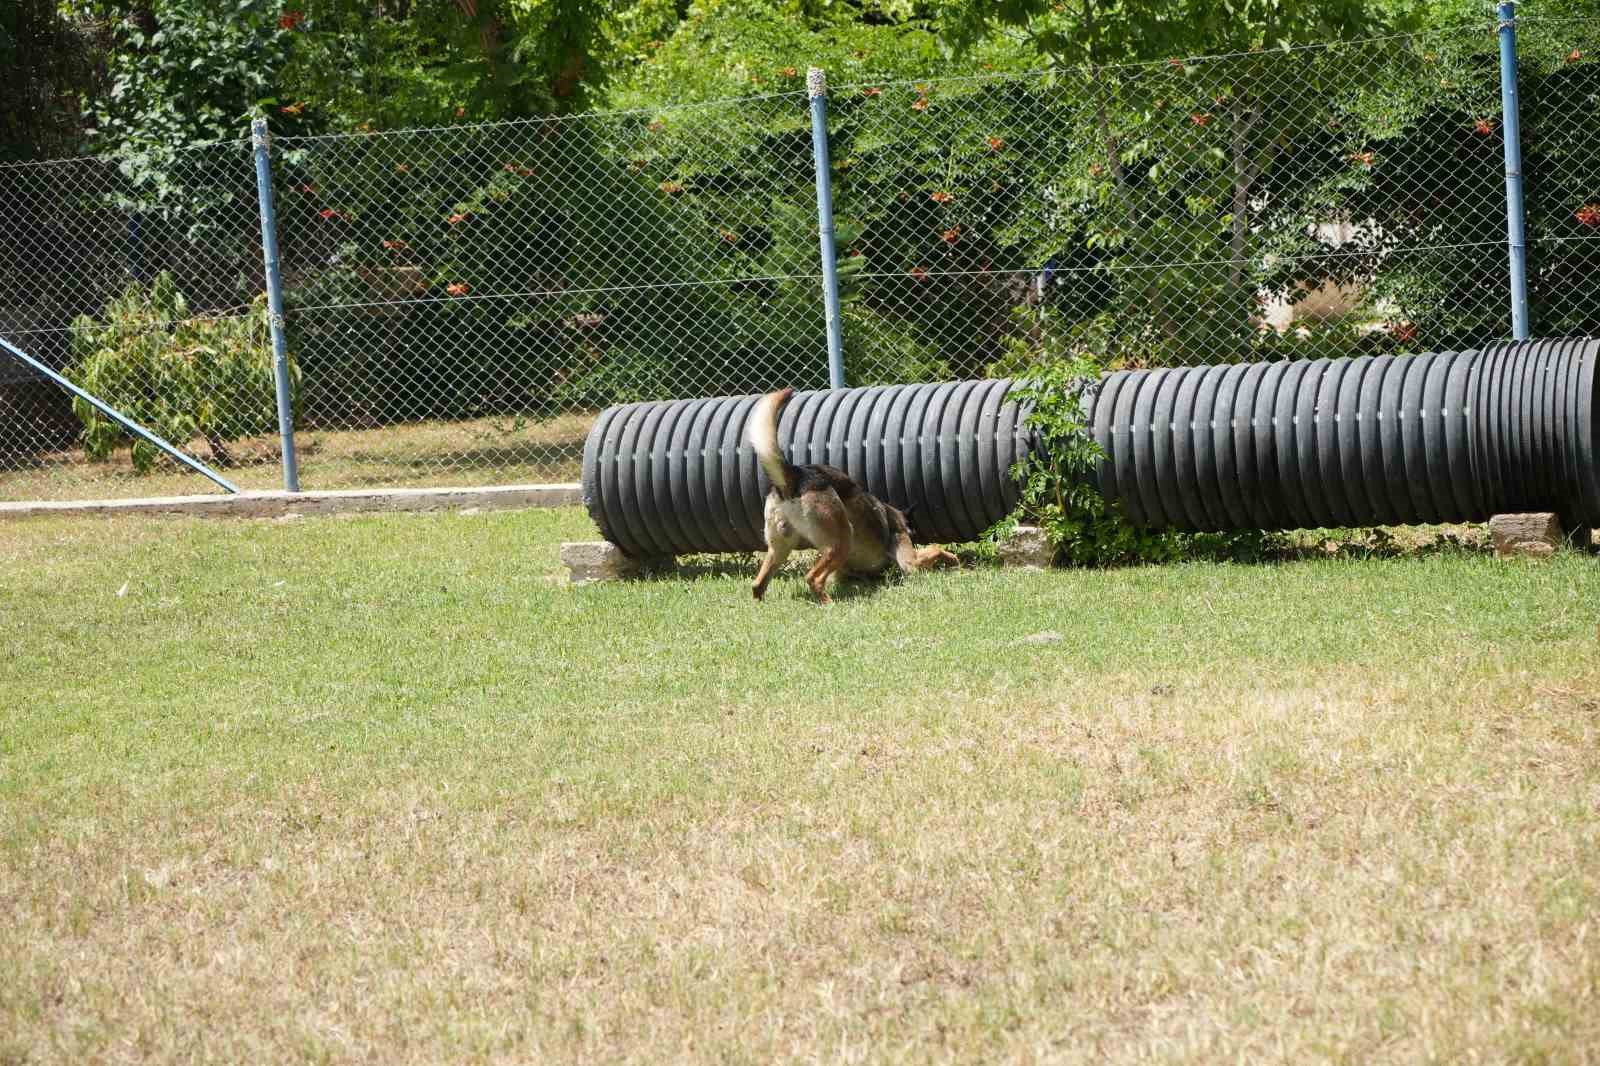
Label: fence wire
xmin=1 ymin=18 xmax=1596 ymax=502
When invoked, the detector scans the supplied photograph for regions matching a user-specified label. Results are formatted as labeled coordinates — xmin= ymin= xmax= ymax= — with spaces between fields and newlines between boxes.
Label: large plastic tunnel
xmin=581 ymin=338 xmax=1600 ymax=556
xmin=581 ymin=379 xmax=1033 ymax=556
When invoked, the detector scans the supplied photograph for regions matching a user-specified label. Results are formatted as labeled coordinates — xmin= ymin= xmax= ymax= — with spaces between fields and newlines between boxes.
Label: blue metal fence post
xmin=251 ymin=117 xmax=302 ymax=491
xmin=1498 ymin=1 xmax=1531 ymax=340
xmin=807 ymin=68 xmax=847 ymax=390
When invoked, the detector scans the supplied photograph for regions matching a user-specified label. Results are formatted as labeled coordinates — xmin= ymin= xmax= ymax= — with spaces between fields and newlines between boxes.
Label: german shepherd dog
xmin=747 ymin=388 xmax=957 ymax=604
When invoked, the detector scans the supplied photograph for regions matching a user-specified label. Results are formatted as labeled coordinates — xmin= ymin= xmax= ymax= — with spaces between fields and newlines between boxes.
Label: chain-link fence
xmin=2 ymin=16 xmax=1596 ymax=502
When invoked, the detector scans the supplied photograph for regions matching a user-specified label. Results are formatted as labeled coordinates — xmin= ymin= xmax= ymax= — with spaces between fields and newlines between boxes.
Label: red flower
xmin=909 ymin=266 xmax=929 ymax=281
xmin=317 ymin=208 xmax=342 ymax=221
xmin=985 ymin=136 xmax=1004 ymax=151
xmin=1567 ymin=49 xmax=1582 ymax=63
xmin=1576 ymin=204 xmax=1600 ymax=227
xmin=382 ymin=239 xmax=410 ymax=250
xmin=395 ymin=164 xmax=410 ymax=174
xmin=1167 ymin=57 xmax=1184 ymax=69
xmin=1348 ymin=150 xmax=1374 ymax=168
xmin=446 ymin=282 xmax=470 ymax=297
xmin=940 ymin=225 xmax=961 ymax=245
xmin=1190 ymin=112 xmax=1212 ymax=127
xmin=447 ymin=212 xmax=469 ymax=224
xmin=280 ymin=102 xmax=304 ymax=115
xmin=929 ymin=190 xmax=954 ymax=204
xmin=1473 ymin=118 xmax=1494 ymax=135
xmin=297 ymin=182 xmax=315 ymax=193
xmin=278 ymin=10 xmax=304 ymax=30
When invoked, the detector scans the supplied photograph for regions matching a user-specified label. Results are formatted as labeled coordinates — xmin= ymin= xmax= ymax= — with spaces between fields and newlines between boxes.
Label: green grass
xmin=2 ymin=508 xmax=1598 ymax=1063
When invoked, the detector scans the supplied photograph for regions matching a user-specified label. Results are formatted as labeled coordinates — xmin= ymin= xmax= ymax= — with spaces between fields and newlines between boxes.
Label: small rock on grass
xmin=1019 ymin=630 xmax=1063 ymax=646
xmin=1488 ymin=512 xmax=1561 ymax=559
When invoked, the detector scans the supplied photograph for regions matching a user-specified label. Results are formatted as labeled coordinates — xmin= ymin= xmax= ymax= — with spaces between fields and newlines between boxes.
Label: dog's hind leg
xmin=805 ymin=543 xmax=850 ymax=605
xmin=752 ymin=541 xmax=793 ymax=601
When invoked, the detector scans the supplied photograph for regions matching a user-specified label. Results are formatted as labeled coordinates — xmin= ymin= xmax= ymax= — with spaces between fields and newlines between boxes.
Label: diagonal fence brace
xmin=0 ymin=334 xmax=241 ymax=494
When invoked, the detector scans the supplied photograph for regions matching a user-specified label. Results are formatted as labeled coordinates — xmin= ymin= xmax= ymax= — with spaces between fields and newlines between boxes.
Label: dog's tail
xmin=747 ymin=387 xmax=798 ymax=497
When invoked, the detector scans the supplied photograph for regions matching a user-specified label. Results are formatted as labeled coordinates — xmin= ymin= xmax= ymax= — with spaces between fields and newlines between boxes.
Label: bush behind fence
xmin=1 ymin=17 xmax=1597 ymax=501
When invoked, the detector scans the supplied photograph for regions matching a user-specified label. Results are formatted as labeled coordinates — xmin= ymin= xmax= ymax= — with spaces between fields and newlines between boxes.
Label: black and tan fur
xmin=747 ymin=388 xmax=957 ymax=604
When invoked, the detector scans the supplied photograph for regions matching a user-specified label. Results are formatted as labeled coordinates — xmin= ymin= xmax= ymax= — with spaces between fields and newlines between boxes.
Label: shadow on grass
xmin=641 ymin=552 xmax=931 ymax=603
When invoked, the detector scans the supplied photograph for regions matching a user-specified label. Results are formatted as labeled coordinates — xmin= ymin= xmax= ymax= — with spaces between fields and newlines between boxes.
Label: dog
xmin=747 ymin=388 xmax=957 ymax=604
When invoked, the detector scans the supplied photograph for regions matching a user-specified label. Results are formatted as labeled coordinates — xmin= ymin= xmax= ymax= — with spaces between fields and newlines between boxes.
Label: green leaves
xmin=67 ymin=274 xmax=289 ymax=471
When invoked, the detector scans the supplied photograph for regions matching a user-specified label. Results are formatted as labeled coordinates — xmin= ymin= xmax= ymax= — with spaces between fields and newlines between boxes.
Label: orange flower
xmin=909 ymin=266 xmax=929 ymax=281
xmin=720 ymin=229 xmax=739 ymax=243
xmin=779 ymin=67 xmax=798 ymax=78
xmin=648 ymin=119 xmax=666 ymax=133
xmin=929 ymin=190 xmax=954 ymax=204
xmin=1190 ymin=112 xmax=1212 ymax=127
xmin=658 ymin=181 xmax=684 ymax=195
xmin=395 ymin=164 xmax=410 ymax=173
xmin=1088 ymin=162 xmax=1104 ymax=177
xmin=986 ymin=136 xmax=1004 ymax=151
xmin=1167 ymin=57 xmax=1183 ymax=69
xmin=1576 ymin=204 xmax=1600 ymax=227
xmin=1473 ymin=118 xmax=1494 ymax=135
xmin=1567 ymin=48 xmax=1582 ymax=63
xmin=1348 ymin=150 xmax=1374 ymax=168
xmin=446 ymin=282 xmax=470 ymax=297
xmin=317 ymin=208 xmax=342 ymax=221
xmin=447 ymin=212 xmax=468 ymax=224
xmin=911 ymin=97 xmax=929 ymax=112
xmin=862 ymin=87 xmax=882 ymax=98
xmin=280 ymin=102 xmax=304 ymax=115
xmin=454 ymin=107 xmax=466 ymax=118
xmin=940 ymin=225 xmax=961 ymax=244
xmin=382 ymin=239 xmax=409 ymax=250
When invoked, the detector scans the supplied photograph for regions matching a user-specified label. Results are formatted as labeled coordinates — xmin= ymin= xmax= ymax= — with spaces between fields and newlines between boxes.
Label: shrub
xmin=996 ymin=327 xmax=1278 ymax=566
xmin=68 ymin=273 xmax=291 ymax=470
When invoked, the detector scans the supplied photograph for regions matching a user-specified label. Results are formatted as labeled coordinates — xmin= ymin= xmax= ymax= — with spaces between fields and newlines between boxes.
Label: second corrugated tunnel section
xmin=581 ymin=338 xmax=1600 ymax=556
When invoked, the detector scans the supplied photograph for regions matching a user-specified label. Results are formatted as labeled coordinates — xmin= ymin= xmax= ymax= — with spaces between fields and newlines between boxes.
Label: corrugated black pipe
xmin=581 ymin=338 xmax=1599 ymax=555
xmin=582 ymin=379 xmax=1031 ymax=555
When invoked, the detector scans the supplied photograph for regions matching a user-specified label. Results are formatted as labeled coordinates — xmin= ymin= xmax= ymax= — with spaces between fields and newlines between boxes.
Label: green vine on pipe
xmin=991 ymin=354 xmax=1280 ymax=567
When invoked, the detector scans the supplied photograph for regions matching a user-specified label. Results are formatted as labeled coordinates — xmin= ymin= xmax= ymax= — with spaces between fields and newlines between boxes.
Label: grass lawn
xmin=1 ymin=507 xmax=1598 ymax=1063
xmin=0 ymin=411 xmax=593 ymax=502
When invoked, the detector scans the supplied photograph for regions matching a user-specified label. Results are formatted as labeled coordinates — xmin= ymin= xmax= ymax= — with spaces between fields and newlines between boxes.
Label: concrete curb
xmin=0 ymin=483 xmax=583 ymax=521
